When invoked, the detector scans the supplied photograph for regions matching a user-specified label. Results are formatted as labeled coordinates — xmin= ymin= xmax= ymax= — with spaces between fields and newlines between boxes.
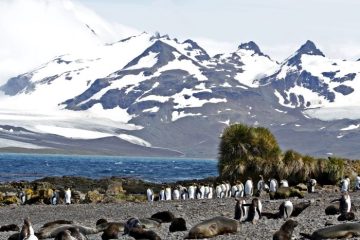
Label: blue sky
xmin=78 ymin=0 xmax=360 ymax=60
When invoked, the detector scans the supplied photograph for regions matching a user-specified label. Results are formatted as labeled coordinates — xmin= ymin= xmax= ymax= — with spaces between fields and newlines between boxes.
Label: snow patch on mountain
xmin=118 ymin=134 xmax=151 ymax=147
xmin=172 ymin=111 xmax=202 ymax=121
xmin=341 ymin=124 xmax=360 ymax=131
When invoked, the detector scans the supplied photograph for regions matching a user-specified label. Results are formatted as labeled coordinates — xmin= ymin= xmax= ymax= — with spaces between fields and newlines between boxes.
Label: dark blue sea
xmin=0 ymin=153 xmax=218 ymax=183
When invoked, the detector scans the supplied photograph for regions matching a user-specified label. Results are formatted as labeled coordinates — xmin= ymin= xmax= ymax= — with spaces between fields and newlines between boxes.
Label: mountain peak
xmin=296 ymin=40 xmax=324 ymax=57
xmin=238 ymin=41 xmax=264 ymax=55
xmin=286 ymin=40 xmax=325 ymax=66
xmin=183 ymin=39 xmax=210 ymax=61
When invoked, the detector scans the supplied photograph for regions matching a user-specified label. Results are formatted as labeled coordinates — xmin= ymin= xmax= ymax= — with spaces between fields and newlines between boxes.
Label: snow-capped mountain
xmin=262 ymin=40 xmax=360 ymax=112
xmin=1 ymin=33 xmax=360 ymax=159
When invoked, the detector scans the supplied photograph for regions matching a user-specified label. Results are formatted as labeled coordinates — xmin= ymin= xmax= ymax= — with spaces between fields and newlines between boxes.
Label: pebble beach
xmin=1 ymin=189 xmax=360 ymax=239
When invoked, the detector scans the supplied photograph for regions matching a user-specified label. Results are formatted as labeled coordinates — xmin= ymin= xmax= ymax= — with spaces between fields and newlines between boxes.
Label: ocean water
xmin=0 ymin=153 xmax=218 ymax=183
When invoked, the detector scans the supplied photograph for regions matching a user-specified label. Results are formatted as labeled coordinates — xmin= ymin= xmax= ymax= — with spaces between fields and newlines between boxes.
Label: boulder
xmin=85 ymin=190 xmax=104 ymax=203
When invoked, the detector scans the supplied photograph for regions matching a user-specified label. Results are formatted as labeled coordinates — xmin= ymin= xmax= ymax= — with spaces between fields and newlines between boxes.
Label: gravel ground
xmin=1 ymin=190 xmax=360 ymax=239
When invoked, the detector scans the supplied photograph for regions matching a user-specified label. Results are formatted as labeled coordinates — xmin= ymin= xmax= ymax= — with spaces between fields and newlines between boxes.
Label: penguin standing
xmin=204 ymin=185 xmax=210 ymax=199
xmin=215 ymin=185 xmax=222 ymax=198
xmin=269 ymin=179 xmax=278 ymax=193
xmin=199 ymin=185 xmax=205 ymax=199
xmin=243 ymin=198 xmax=262 ymax=224
xmin=19 ymin=190 xmax=26 ymax=205
xmin=146 ymin=188 xmax=154 ymax=202
xmin=220 ymin=183 xmax=227 ymax=198
xmin=225 ymin=182 xmax=231 ymax=198
xmin=244 ymin=178 xmax=253 ymax=197
xmin=234 ymin=198 xmax=248 ymax=221
xmin=307 ymin=179 xmax=317 ymax=193
xmin=279 ymin=200 xmax=294 ymax=220
xmin=51 ymin=190 xmax=58 ymax=205
xmin=331 ymin=192 xmax=351 ymax=214
xmin=236 ymin=182 xmax=244 ymax=198
xmin=257 ymin=175 xmax=265 ymax=193
xmin=355 ymin=175 xmax=360 ymax=190
xmin=208 ymin=185 xmax=213 ymax=199
xmin=64 ymin=187 xmax=71 ymax=205
xmin=340 ymin=178 xmax=350 ymax=192
xmin=165 ymin=186 xmax=172 ymax=201
xmin=188 ymin=185 xmax=195 ymax=199
xmin=19 ymin=218 xmax=38 ymax=240
xmin=159 ymin=187 xmax=165 ymax=201
xmin=173 ymin=188 xmax=180 ymax=200
xmin=180 ymin=186 xmax=188 ymax=200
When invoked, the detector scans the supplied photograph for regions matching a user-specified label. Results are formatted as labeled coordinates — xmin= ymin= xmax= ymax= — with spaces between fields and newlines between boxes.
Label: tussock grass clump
xmin=218 ymin=123 xmax=357 ymax=185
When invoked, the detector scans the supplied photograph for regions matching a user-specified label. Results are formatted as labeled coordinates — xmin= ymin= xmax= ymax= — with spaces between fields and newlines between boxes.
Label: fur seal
xmin=123 ymin=218 xmax=161 ymax=240
xmin=325 ymin=205 xmax=340 ymax=215
xmin=169 ymin=218 xmax=187 ymax=232
xmin=185 ymin=216 xmax=240 ymax=239
xmin=0 ymin=224 xmax=19 ymax=232
xmin=300 ymin=222 xmax=360 ymax=239
xmin=127 ymin=227 xmax=161 ymax=240
xmin=55 ymin=228 xmax=88 ymax=240
xmin=20 ymin=218 xmax=38 ymax=240
xmin=291 ymin=201 xmax=311 ymax=217
xmin=151 ymin=211 xmax=175 ymax=223
xmin=37 ymin=222 xmax=101 ymax=239
xmin=42 ymin=220 xmax=74 ymax=228
xmin=273 ymin=219 xmax=298 ymax=240
xmin=96 ymin=219 xmax=125 ymax=240
xmin=54 ymin=230 xmax=76 ymax=240
xmin=337 ymin=212 xmax=356 ymax=221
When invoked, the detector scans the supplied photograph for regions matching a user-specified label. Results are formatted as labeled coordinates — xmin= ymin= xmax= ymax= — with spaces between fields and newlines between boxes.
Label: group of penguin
xmin=9 ymin=175 xmax=360 ymax=240
xmin=146 ymin=176 xmax=316 ymax=201
xmin=18 ymin=187 xmax=72 ymax=205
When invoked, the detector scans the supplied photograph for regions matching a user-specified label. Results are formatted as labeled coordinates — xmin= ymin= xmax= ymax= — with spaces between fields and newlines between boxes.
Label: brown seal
xmin=0 ymin=224 xmax=19 ymax=232
xmin=169 ymin=218 xmax=187 ymax=232
xmin=273 ymin=219 xmax=298 ymax=240
xmin=185 ymin=216 xmax=240 ymax=239
xmin=300 ymin=222 xmax=360 ymax=239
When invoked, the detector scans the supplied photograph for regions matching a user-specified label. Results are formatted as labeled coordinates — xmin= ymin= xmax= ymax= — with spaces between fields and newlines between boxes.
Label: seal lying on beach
xmin=123 ymin=218 xmax=161 ymax=240
xmin=54 ymin=228 xmax=88 ymax=240
xmin=273 ymin=219 xmax=298 ymax=240
xmin=151 ymin=211 xmax=175 ymax=223
xmin=300 ymin=222 xmax=360 ymax=239
xmin=36 ymin=221 xmax=102 ymax=239
xmin=185 ymin=216 xmax=240 ymax=239
xmin=0 ymin=224 xmax=19 ymax=232
xmin=291 ymin=201 xmax=311 ymax=217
